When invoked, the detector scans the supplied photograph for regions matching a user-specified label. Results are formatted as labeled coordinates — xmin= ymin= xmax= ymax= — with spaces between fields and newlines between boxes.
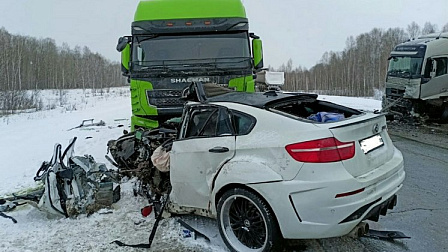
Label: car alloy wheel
xmin=217 ymin=188 xmax=281 ymax=252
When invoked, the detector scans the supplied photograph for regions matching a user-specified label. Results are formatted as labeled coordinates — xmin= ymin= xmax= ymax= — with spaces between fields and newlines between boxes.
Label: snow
xmin=0 ymin=88 xmax=381 ymax=251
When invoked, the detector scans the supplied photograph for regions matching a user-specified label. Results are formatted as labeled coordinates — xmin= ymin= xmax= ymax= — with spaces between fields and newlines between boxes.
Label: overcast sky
xmin=0 ymin=0 xmax=447 ymax=69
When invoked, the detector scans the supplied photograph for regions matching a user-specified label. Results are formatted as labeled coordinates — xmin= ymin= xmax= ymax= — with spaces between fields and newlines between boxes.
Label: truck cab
xmin=117 ymin=0 xmax=264 ymax=130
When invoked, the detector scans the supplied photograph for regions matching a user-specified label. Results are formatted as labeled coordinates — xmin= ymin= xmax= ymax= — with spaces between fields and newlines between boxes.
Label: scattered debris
xmin=364 ymin=229 xmax=411 ymax=240
xmin=0 ymin=199 xmax=17 ymax=212
xmin=177 ymin=215 xmax=226 ymax=248
xmin=0 ymin=211 xmax=17 ymax=224
xmin=112 ymin=189 xmax=171 ymax=249
xmin=34 ymin=137 xmax=120 ymax=218
xmin=68 ymin=119 xmax=105 ymax=131
xmin=107 ymin=128 xmax=176 ymax=198
xmin=141 ymin=205 xmax=153 ymax=217
xmin=178 ymin=218 xmax=211 ymax=242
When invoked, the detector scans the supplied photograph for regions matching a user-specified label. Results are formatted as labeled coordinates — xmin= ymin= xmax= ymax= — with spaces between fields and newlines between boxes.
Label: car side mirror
xmin=252 ymin=39 xmax=264 ymax=70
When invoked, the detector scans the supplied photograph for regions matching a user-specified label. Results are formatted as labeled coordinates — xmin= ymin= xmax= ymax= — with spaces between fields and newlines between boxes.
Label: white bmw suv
xmin=164 ymin=84 xmax=405 ymax=252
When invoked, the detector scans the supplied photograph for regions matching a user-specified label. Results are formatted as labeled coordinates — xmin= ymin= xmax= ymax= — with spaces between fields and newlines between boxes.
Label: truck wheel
xmin=217 ymin=188 xmax=282 ymax=252
xmin=441 ymin=103 xmax=448 ymax=123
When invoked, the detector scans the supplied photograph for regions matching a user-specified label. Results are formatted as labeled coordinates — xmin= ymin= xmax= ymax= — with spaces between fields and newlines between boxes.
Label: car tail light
xmin=285 ymin=137 xmax=355 ymax=163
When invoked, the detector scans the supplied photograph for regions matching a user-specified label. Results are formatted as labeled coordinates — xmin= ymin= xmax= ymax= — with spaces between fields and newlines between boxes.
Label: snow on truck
xmin=116 ymin=0 xmax=264 ymax=131
xmin=383 ymin=32 xmax=448 ymax=122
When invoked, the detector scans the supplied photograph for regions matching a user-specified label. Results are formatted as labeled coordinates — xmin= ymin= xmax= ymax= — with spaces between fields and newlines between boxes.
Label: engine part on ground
xmin=35 ymin=137 xmax=120 ymax=218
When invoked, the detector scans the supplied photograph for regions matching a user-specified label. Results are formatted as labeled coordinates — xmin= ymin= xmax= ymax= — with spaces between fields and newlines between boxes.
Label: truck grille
xmin=146 ymin=89 xmax=183 ymax=107
xmin=387 ymin=88 xmax=405 ymax=97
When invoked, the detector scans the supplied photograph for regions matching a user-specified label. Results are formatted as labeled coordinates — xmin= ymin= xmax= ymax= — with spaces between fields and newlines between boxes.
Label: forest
xmin=0 ymin=28 xmax=124 ymax=114
xmin=0 ymin=28 xmax=123 ymax=92
xmin=278 ymin=21 xmax=448 ymax=97
xmin=1 ymin=21 xmax=448 ymax=113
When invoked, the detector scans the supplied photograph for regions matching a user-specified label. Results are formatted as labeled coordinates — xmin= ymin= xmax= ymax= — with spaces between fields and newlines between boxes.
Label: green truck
xmin=117 ymin=0 xmax=264 ymax=130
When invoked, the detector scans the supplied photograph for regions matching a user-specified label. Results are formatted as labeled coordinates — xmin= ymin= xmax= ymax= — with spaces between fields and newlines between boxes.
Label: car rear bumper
xmin=249 ymin=147 xmax=405 ymax=239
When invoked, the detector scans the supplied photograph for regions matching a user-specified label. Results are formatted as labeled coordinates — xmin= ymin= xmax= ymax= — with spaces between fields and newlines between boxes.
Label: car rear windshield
xmin=267 ymin=97 xmax=361 ymax=122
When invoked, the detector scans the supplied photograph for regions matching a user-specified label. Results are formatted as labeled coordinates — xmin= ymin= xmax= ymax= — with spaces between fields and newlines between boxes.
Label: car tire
xmin=217 ymin=188 xmax=282 ymax=252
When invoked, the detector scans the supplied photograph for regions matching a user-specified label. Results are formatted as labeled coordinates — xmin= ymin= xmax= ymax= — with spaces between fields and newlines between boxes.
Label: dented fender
xmin=209 ymin=158 xmax=283 ymax=215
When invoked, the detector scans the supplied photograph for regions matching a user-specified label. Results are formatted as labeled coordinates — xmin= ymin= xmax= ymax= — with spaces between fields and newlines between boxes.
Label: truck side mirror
xmin=116 ymin=37 xmax=129 ymax=52
xmin=252 ymin=39 xmax=264 ymax=70
xmin=117 ymin=37 xmax=131 ymax=74
xmin=121 ymin=44 xmax=131 ymax=74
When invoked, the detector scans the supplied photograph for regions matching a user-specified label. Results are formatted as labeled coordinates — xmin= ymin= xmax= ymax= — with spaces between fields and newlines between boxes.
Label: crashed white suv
xmin=165 ymin=87 xmax=405 ymax=251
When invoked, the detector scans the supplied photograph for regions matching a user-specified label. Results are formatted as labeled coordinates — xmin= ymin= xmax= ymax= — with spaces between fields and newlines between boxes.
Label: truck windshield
xmin=132 ymin=32 xmax=251 ymax=72
xmin=387 ymin=56 xmax=423 ymax=79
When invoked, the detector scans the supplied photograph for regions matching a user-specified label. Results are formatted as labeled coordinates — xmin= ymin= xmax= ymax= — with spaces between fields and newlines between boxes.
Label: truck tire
xmin=217 ymin=188 xmax=282 ymax=252
xmin=441 ymin=103 xmax=448 ymax=123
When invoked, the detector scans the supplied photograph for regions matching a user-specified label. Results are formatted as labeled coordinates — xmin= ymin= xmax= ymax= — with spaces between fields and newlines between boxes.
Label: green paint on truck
xmin=134 ymin=0 xmax=246 ymax=21
xmin=118 ymin=0 xmax=264 ymax=130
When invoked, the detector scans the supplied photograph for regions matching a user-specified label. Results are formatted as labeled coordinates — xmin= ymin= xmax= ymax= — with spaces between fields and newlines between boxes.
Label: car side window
xmin=231 ymin=110 xmax=256 ymax=135
xmin=185 ymin=108 xmax=217 ymax=138
xmin=184 ymin=106 xmax=233 ymax=138
xmin=199 ymin=110 xmax=218 ymax=137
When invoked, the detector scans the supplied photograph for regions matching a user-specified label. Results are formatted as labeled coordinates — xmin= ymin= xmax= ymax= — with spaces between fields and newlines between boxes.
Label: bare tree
xmin=407 ymin=21 xmax=421 ymax=39
xmin=0 ymin=27 xmax=125 ymax=114
xmin=442 ymin=23 xmax=448 ymax=32
xmin=279 ymin=26 xmax=407 ymax=97
xmin=422 ymin=22 xmax=438 ymax=35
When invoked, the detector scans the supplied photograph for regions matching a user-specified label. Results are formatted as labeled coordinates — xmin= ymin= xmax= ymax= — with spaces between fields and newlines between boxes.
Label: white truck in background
xmin=383 ymin=32 xmax=448 ymax=122
xmin=256 ymin=71 xmax=285 ymax=91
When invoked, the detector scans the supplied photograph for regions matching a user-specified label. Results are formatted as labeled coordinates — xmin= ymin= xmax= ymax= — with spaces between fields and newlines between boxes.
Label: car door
xmin=170 ymin=104 xmax=236 ymax=210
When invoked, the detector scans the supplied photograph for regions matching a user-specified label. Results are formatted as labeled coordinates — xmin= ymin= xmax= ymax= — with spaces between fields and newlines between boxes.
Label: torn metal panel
xmin=170 ymin=136 xmax=235 ymax=210
xmin=421 ymin=74 xmax=448 ymax=100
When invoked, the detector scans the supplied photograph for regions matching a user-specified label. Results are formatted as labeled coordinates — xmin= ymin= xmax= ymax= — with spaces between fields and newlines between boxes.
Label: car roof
xmin=206 ymin=91 xmax=318 ymax=108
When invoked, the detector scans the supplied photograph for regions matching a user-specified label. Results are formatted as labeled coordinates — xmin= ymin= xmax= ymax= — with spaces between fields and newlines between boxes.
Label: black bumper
xmin=340 ymin=195 xmax=397 ymax=224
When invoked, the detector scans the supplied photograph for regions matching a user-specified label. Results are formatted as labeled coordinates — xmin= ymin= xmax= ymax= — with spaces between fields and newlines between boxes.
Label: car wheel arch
xmin=213 ymin=183 xmax=282 ymax=235
xmin=216 ymin=187 xmax=284 ymax=251
xmin=209 ymin=161 xmax=282 ymax=215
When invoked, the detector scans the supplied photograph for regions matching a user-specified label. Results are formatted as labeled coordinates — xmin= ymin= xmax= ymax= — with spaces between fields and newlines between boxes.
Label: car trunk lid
xmin=315 ymin=113 xmax=393 ymax=177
